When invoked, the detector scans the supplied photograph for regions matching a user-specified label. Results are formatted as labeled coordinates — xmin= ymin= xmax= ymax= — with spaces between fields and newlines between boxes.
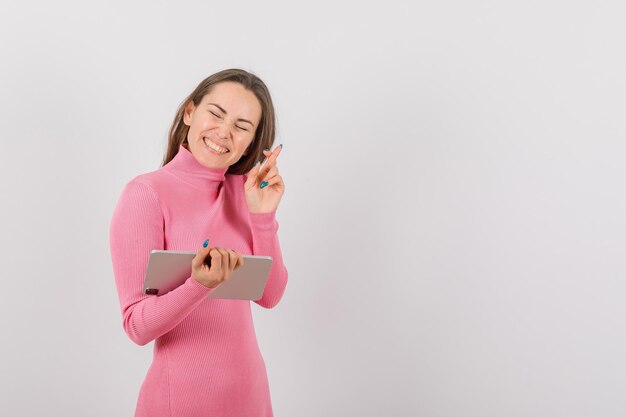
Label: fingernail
xmin=280 ymin=143 xmax=283 ymax=148
xmin=254 ymin=160 xmax=260 ymax=166
xmin=203 ymin=239 xmax=209 ymax=248
xmin=260 ymin=181 xmax=268 ymax=189
xmin=263 ymin=147 xmax=270 ymax=152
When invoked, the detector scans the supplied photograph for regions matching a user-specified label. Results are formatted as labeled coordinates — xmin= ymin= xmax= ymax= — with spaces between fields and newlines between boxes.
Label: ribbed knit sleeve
xmin=249 ymin=211 xmax=288 ymax=308
xmin=109 ymin=180 xmax=214 ymax=346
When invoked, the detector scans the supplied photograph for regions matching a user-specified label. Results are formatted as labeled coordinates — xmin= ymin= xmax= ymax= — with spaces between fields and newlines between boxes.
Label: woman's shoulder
xmin=121 ymin=168 xmax=161 ymax=191
xmin=116 ymin=167 xmax=172 ymax=203
xmin=111 ymin=170 xmax=167 ymax=221
xmin=130 ymin=167 xmax=166 ymax=187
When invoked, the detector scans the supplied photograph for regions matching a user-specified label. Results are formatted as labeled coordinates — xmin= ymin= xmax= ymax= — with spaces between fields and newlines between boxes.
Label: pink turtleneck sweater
xmin=109 ymin=144 xmax=288 ymax=417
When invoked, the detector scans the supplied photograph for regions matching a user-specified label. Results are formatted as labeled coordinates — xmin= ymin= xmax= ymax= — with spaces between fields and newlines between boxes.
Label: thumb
xmin=192 ymin=239 xmax=211 ymax=269
xmin=244 ymin=160 xmax=261 ymax=188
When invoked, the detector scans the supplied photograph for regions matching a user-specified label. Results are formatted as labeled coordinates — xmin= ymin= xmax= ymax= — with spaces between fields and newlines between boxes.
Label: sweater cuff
xmin=249 ymin=210 xmax=279 ymax=232
xmin=184 ymin=275 xmax=216 ymax=296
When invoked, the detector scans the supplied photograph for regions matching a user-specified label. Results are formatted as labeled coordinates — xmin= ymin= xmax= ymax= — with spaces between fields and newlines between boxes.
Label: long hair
xmin=162 ymin=69 xmax=276 ymax=175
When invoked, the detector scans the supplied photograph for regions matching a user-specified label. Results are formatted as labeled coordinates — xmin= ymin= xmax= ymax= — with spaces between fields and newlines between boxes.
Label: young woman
xmin=110 ymin=68 xmax=288 ymax=416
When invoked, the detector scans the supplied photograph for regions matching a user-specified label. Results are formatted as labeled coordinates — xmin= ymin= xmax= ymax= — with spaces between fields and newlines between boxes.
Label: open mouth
xmin=203 ymin=137 xmax=229 ymax=154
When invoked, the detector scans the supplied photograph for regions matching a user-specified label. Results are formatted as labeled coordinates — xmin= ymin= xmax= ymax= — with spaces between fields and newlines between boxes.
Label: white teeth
xmin=203 ymin=137 xmax=228 ymax=154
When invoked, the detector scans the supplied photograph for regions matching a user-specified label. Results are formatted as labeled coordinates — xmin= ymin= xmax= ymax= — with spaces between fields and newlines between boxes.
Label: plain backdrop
xmin=1 ymin=1 xmax=625 ymax=416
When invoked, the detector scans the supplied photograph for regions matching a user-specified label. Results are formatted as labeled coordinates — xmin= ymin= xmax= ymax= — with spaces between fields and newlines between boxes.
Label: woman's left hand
xmin=244 ymin=145 xmax=285 ymax=213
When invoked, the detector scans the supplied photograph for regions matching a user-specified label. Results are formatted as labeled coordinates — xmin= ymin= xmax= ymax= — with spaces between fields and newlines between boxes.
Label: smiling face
xmin=183 ymin=81 xmax=262 ymax=169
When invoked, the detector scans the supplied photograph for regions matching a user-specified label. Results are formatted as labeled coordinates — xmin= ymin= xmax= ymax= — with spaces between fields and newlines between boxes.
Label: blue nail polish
xmin=280 ymin=144 xmax=283 ymax=148
xmin=263 ymin=147 xmax=270 ymax=151
xmin=255 ymin=160 xmax=260 ymax=166
xmin=203 ymin=239 xmax=209 ymax=248
xmin=260 ymin=181 xmax=268 ymax=189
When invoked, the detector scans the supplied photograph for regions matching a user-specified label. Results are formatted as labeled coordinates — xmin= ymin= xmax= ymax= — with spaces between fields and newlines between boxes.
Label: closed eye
xmin=236 ymin=125 xmax=249 ymax=132
xmin=209 ymin=110 xmax=222 ymax=119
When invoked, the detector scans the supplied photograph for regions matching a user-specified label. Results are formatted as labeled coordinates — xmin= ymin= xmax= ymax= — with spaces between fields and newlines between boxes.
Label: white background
xmin=1 ymin=1 xmax=625 ymax=416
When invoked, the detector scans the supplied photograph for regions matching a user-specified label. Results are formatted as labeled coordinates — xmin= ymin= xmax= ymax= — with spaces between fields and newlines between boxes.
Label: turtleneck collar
xmin=164 ymin=144 xmax=229 ymax=190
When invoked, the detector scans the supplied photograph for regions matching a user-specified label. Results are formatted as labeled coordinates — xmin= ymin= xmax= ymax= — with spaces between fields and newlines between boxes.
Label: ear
xmin=183 ymin=101 xmax=195 ymax=126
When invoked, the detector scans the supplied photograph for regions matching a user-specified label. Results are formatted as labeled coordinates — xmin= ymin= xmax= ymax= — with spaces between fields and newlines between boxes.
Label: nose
xmin=216 ymin=123 xmax=231 ymax=139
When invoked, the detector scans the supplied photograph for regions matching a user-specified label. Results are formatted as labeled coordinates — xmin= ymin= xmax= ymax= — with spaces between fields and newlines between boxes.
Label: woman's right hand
xmin=192 ymin=241 xmax=244 ymax=289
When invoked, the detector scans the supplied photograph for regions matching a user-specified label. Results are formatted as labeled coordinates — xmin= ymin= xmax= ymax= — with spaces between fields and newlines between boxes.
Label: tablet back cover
xmin=142 ymin=250 xmax=272 ymax=300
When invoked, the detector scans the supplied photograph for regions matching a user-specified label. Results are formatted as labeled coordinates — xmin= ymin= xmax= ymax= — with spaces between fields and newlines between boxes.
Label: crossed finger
xmin=259 ymin=165 xmax=278 ymax=183
xmin=259 ymin=145 xmax=282 ymax=177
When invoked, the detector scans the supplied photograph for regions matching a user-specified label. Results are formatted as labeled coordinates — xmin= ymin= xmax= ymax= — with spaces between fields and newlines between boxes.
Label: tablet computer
xmin=142 ymin=250 xmax=272 ymax=300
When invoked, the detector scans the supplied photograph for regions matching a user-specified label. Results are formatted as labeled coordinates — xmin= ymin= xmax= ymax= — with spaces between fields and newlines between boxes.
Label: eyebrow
xmin=207 ymin=103 xmax=255 ymax=127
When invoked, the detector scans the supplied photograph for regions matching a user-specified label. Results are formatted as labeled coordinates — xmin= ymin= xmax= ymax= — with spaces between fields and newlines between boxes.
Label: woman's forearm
xmin=120 ymin=277 xmax=212 ymax=345
xmin=249 ymin=211 xmax=289 ymax=308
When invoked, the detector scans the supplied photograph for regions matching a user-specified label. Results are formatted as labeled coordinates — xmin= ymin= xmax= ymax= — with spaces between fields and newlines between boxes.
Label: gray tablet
xmin=142 ymin=250 xmax=272 ymax=300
